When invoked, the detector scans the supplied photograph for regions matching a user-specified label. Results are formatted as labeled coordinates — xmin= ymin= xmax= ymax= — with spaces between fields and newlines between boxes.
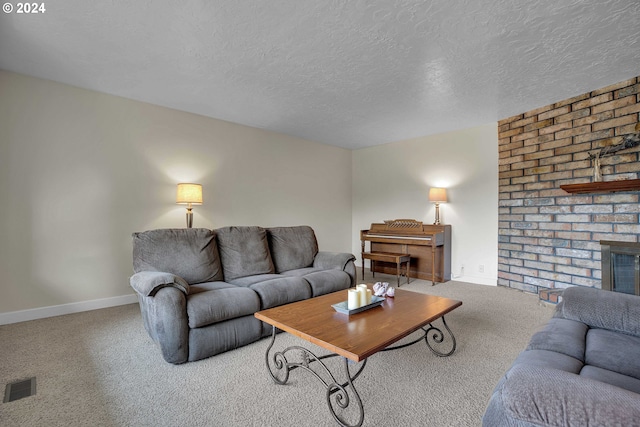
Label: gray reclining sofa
xmin=483 ymin=286 xmax=640 ymax=426
xmin=130 ymin=225 xmax=356 ymax=364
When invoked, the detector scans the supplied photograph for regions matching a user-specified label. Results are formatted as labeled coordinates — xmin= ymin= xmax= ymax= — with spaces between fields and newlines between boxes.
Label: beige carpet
xmin=0 ymin=274 xmax=554 ymax=426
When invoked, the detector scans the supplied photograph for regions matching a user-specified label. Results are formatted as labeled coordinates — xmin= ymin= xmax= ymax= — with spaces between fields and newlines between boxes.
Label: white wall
xmin=0 ymin=71 xmax=352 ymax=317
xmin=352 ymin=123 xmax=499 ymax=285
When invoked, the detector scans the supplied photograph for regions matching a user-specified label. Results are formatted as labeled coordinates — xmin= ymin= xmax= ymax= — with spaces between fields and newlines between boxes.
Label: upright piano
xmin=360 ymin=219 xmax=451 ymax=284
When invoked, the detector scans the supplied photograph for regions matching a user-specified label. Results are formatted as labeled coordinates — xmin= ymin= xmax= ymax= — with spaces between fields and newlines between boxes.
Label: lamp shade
xmin=176 ymin=183 xmax=203 ymax=205
xmin=428 ymin=187 xmax=447 ymax=203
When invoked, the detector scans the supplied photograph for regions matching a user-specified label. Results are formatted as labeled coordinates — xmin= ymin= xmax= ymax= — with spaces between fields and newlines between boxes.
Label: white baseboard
xmin=0 ymin=294 xmax=139 ymax=325
xmin=458 ymin=275 xmax=498 ymax=286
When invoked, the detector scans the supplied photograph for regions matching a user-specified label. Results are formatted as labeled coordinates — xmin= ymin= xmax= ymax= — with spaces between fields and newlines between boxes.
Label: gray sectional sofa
xmin=130 ymin=226 xmax=356 ymax=364
xmin=483 ymin=286 xmax=640 ymax=426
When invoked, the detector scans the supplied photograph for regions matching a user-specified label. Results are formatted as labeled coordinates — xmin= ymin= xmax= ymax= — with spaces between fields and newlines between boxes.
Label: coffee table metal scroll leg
xmin=326 ymin=358 xmax=365 ymax=427
xmin=423 ymin=316 xmax=457 ymax=357
xmin=264 ymin=326 xmax=366 ymax=427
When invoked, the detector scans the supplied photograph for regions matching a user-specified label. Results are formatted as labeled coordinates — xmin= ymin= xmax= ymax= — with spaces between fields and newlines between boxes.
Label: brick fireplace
xmin=498 ymin=76 xmax=640 ymax=302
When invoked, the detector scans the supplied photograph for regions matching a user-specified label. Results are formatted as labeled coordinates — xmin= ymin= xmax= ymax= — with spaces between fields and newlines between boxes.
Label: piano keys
xmin=360 ymin=219 xmax=451 ymax=284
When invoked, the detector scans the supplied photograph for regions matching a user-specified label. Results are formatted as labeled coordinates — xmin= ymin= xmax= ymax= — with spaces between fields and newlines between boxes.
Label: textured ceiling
xmin=1 ymin=1 xmax=639 ymax=149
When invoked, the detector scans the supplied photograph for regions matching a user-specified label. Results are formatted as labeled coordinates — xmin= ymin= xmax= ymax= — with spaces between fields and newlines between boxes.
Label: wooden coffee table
xmin=254 ymin=285 xmax=462 ymax=427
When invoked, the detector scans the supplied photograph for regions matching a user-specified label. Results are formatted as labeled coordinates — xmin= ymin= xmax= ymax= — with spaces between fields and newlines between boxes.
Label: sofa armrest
xmin=483 ymin=365 xmax=640 ymax=426
xmin=558 ymin=286 xmax=640 ymax=337
xmin=130 ymin=271 xmax=190 ymax=297
xmin=313 ymin=251 xmax=356 ymax=270
xmin=137 ymin=287 xmax=190 ymax=364
xmin=314 ymin=251 xmax=357 ymax=286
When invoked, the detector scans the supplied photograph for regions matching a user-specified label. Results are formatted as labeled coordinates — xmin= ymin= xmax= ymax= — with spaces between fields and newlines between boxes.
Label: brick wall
xmin=498 ymin=76 xmax=640 ymax=301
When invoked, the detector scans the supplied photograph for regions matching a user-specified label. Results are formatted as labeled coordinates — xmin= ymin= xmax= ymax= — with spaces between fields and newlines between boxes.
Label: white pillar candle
xmin=358 ymin=288 xmax=367 ymax=307
xmin=356 ymin=284 xmax=369 ymax=307
xmin=347 ymin=289 xmax=360 ymax=310
xmin=366 ymin=289 xmax=372 ymax=304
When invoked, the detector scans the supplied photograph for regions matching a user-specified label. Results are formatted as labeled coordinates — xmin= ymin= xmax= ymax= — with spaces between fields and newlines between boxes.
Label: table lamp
xmin=176 ymin=183 xmax=203 ymax=228
xmin=429 ymin=187 xmax=447 ymax=225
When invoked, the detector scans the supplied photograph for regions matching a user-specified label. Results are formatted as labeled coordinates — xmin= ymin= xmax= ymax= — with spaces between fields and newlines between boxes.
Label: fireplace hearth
xmin=600 ymin=240 xmax=640 ymax=295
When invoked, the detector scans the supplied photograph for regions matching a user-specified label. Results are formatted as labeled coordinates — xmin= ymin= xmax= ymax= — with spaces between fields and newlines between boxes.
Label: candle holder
xmin=331 ymin=296 xmax=385 ymax=315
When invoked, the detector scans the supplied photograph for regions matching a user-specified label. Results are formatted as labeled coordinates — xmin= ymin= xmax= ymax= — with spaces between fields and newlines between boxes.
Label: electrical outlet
xmin=478 ymin=264 xmax=485 ymax=273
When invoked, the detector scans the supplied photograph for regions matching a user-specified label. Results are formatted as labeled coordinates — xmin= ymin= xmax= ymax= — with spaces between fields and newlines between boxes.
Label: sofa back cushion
xmin=216 ymin=226 xmax=274 ymax=280
xmin=267 ymin=226 xmax=318 ymax=273
xmin=132 ymin=228 xmax=223 ymax=284
xmin=559 ymin=286 xmax=640 ymax=337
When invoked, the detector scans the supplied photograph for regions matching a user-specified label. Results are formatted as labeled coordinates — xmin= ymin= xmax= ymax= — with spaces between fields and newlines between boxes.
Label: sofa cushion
xmin=187 ymin=282 xmax=260 ymax=328
xmin=484 ymin=364 xmax=640 ymax=427
xmin=267 ymin=226 xmax=318 ymax=273
xmin=281 ymin=267 xmax=316 ymax=276
xmin=585 ymin=328 xmax=640 ymax=380
xmin=132 ymin=228 xmax=223 ymax=284
xmin=188 ymin=281 xmax=237 ymax=295
xmin=188 ymin=315 xmax=263 ymax=362
xmin=512 ymin=349 xmax=584 ymax=374
xmin=248 ymin=276 xmax=312 ymax=309
xmin=526 ymin=318 xmax=588 ymax=362
xmin=283 ymin=268 xmax=351 ymax=297
xmin=227 ymin=274 xmax=283 ymax=287
xmin=580 ymin=365 xmax=640 ymax=394
xmin=559 ymin=286 xmax=640 ymax=338
xmin=216 ymin=226 xmax=274 ymax=280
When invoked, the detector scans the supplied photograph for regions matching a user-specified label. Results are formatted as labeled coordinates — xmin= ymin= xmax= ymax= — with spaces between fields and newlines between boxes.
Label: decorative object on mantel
xmin=588 ymin=125 xmax=640 ymax=182
xmin=562 ymin=124 xmax=640 ymax=194
xmin=176 ymin=183 xmax=203 ymax=228
xmin=428 ymin=187 xmax=448 ymax=225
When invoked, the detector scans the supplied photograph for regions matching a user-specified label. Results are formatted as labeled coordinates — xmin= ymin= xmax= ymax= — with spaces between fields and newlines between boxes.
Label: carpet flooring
xmin=0 ymin=274 xmax=554 ymax=426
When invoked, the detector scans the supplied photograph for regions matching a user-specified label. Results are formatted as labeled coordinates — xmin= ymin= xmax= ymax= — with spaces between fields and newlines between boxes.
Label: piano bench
xmin=361 ymin=252 xmax=410 ymax=287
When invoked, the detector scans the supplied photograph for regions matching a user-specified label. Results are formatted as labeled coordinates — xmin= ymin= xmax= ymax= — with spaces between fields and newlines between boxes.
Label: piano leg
xmin=405 ymin=260 xmax=410 ymax=285
xmin=431 ymin=246 xmax=436 ymax=286
xmin=360 ymin=240 xmax=365 ymax=283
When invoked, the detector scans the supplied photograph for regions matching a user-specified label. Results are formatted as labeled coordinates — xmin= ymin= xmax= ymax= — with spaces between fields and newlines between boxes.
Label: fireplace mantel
xmin=561 ymin=179 xmax=640 ymax=194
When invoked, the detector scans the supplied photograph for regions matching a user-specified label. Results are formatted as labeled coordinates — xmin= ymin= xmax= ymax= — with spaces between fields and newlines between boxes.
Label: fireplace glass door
xmin=601 ymin=241 xmax=640 ymax=295
xmin=611 ymin=253 xmax=638 ymax=294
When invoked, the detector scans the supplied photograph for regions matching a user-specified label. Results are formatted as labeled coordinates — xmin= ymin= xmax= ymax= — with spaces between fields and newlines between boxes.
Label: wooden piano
xmin=360 ymin=219 xmax=451 ymax=285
